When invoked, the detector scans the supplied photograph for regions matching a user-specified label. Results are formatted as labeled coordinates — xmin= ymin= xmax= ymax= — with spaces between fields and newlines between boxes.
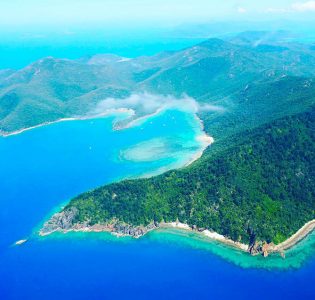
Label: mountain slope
xmin=200 ymin=76 xmax=315 ymax=145
xmin=2 ymin=36 xmax=315 ymax=133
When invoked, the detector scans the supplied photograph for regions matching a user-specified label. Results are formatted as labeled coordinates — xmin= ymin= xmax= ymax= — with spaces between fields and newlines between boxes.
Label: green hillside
xmin=2 ymin=36 xmax=315 ymax=134
xmin=58 ymin=108 xmax=315 ymax=245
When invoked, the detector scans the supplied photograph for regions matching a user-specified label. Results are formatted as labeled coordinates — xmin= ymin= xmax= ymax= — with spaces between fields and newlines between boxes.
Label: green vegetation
xmin=2 ymin=36 xmax=315 ymax=134
xmin=66 ymin=108 xmax=315 ymax=245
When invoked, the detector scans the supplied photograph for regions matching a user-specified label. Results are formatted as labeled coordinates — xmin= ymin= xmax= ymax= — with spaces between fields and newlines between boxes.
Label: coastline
xmin=0 ymin=108 xmax=134 ymax=138
xmin=273 ymin=220 xmax=315 ymax=251
xmin=182 ymin=111 xmax=214 ymax=167
xmin=39 ymin=218 xmax=315 ymax=256
xmin=1 ymin=105 xmax=165 ymax=138
xmin=184 ymin=134 xmax=214 ymax=167
xmin=113 ymin=107 xmax=165 ymax=131
xmin=159 ymin=222 xmax=248 ymax=252
xmin=38 ymin=221 xmax=247 ymax=252
xmin=163 ymin=221 xmax=315 ymax=254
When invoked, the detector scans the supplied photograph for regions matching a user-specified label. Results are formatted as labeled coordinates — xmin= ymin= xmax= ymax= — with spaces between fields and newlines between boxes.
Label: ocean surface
xmin=0 ymin=32 xmax=204 ymax=70
xmin=0 ymin=107 xmax=314 ymax=300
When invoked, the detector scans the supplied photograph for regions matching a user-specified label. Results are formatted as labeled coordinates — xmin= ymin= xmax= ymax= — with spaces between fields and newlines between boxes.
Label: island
xmin=41 ymin=107 xmax=315 ymax=257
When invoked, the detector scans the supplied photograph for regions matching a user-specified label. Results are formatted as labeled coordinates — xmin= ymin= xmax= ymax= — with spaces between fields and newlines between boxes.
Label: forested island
xmin=41 ymin=107 xmax=315 ymax=256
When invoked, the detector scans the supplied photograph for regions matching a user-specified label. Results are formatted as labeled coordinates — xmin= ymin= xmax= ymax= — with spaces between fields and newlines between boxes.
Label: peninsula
xmin=41 ymin=107 xmax=315 ymax=257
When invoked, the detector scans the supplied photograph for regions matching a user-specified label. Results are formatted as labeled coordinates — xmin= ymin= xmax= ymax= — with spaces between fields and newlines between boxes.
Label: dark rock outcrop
xmin=112 ymin=222 xmax=158 ymax=238
xmin=40 ymin=208 xmax=158 ymax=238
xmin=40 ymin=207 xmax=78 ymax=235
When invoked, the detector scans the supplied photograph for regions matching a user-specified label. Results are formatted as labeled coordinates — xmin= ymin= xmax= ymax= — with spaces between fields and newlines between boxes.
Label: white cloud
xmin=265 ymin=1 xmax=315 ymax=14
xmin=237 ymin=7 xmax=247 ymax=14
xmin=92 ymin=93 xmax=224 ymax=117
xmin=265 ymin=7 xmax=289 ymax=13
xmin=292 ymin=1 xmax=315 ymax=12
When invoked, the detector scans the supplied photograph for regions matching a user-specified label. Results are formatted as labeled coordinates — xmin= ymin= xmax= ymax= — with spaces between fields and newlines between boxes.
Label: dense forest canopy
xmin=65 ymin=108 xmax=315 ymax=245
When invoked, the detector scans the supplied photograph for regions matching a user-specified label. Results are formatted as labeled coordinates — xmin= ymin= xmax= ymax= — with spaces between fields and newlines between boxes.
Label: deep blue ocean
xmin=0 ymin=36 xmax=315 ymax=299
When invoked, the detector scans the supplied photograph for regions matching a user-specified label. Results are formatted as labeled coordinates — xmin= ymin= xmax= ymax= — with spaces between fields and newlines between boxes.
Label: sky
xmin=1 ymin=0 xmax=315 ymax=28
xmin=1 ymin=1 xmax=315 ymax=69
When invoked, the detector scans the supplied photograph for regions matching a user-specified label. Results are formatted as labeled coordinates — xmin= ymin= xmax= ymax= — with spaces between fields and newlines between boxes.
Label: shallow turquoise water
xmin=0 ymin=109 xmax=205 ymax=247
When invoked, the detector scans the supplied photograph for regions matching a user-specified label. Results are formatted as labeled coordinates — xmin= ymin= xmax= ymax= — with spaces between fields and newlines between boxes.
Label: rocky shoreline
xmin=40 ymin=208 xmax=314 ymax=258
xmin=39 ymin=207 xmax=159 ymax=238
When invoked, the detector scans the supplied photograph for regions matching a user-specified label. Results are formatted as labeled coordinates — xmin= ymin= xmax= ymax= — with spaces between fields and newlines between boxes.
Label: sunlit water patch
xmin=121 ymin=137 xmax=179 ymax=162
xmin=119 ymin=110 xmax=210 ymax=170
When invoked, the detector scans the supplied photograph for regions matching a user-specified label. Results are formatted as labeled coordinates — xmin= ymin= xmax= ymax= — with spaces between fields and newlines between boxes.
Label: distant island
xmin=2 ymin=32 xmax=315 ymax=136
xmin=2 ymin=31 xmax=314 ymax=258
